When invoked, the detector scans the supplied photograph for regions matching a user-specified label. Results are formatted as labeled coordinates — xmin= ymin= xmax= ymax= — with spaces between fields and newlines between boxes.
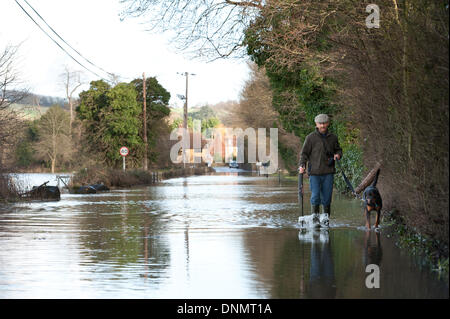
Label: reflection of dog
xmin=363 ymin=230 xmax=383 ymax=266
xmin=362 ymin=169 xmax=382 ymax=229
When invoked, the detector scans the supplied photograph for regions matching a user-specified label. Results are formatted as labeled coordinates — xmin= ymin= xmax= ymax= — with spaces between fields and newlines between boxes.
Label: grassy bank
xmin=384 ymin=210 xmax=449 ymax=283
xmin=71 ymin=166 xmax=214 ymax=188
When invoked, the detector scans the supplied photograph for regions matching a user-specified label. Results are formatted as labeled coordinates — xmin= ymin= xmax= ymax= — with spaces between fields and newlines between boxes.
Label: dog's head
xmin=363 ymin=186 xmax=380 ymax=207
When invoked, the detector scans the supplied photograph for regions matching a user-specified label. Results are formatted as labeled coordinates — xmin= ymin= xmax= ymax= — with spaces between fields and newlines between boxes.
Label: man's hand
xmin=334 ymin=154 xmax=341 ymax=161
xmin=298 ymin=166 xmax=305 ymax=174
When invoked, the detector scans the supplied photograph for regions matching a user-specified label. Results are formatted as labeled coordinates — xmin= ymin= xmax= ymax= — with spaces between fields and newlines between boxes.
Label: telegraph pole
xmin=143 ymin=72 xmax=148 ymax=170
xmin=178 ymin=72 xmax=195 ymax=168
xmin=184 ymin=72 xmax=188 ymax=137
xmin=183 ymin=73 xmax=188 ymax=168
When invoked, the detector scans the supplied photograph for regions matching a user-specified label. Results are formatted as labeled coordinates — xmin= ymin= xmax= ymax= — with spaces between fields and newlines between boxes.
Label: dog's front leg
xmin=374 ymin=209 xmax=381 ymax=228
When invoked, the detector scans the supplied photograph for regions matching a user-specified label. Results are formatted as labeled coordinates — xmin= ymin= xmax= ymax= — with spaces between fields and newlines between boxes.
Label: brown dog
xmin=362 ymin=169 xmax=382 ymax=229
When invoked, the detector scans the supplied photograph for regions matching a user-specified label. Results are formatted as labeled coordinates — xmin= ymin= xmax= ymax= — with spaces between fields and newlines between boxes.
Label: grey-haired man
xmin=298 ymin=114 xmax=343 ymax=225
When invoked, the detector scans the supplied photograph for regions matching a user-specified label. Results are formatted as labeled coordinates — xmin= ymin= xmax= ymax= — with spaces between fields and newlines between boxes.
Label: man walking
xmin=298 ymin=114 xmax=343 ymax=226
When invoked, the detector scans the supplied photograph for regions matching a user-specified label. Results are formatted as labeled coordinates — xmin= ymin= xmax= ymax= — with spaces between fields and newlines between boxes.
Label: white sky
xmin=0 ymin=0 xmax=250 ymax=108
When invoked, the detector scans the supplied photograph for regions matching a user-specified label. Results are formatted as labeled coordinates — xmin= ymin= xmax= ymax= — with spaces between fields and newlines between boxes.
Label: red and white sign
xmin=119 ymin=146 xmax=129 ymax=157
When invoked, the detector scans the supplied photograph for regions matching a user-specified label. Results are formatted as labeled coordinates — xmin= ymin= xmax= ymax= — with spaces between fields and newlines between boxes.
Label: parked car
xmin=229 ymin=160 xmax=239 ymax=168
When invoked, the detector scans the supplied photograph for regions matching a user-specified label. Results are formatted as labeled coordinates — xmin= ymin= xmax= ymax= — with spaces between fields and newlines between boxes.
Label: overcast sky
xmin=0 ymin=0 xmax=250 ymax=108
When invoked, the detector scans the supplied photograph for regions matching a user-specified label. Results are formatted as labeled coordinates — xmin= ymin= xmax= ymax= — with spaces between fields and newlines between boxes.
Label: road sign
xmin=120 ymin=146 xmax=129 ymax=157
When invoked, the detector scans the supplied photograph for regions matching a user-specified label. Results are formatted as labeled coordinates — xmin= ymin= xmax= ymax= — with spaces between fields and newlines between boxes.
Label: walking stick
xmin=298 ymin=172 xmax=304 ymax=227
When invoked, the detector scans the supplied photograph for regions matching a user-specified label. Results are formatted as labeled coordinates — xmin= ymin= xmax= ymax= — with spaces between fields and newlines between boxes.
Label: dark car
xmin=229 ymin=161 xmax=239 ymax=168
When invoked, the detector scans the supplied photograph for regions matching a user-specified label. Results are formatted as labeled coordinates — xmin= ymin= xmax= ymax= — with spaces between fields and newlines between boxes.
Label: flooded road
xmin=0 ymin=173 xmax=448 ymax=298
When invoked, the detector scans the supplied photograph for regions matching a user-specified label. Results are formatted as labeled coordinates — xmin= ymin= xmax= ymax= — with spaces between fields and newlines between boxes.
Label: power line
xmin=21 ymin=0 xmax=114 ymax=78
xmin=14 ymin=0 xmax=110 ymax=81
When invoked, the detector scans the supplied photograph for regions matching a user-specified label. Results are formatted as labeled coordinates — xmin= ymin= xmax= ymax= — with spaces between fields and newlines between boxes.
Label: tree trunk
xmin=69 ymin=98 xmax=73 ymax=135
xmin=393 ymin=0 xmax=412 ymax=162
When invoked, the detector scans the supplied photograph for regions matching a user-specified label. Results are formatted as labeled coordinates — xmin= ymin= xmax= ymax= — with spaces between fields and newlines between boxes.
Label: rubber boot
xmin=322 ymin=205 xmax=331 ymax=228
xmin=323 ymin=205 xmax=331 ymax=217
xmin=312 ymin=204 xmax=320 ymax=228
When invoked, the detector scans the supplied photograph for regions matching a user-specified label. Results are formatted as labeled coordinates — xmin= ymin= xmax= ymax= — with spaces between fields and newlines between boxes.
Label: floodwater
xmin=0 ymin=172 xmax=448 ymax=298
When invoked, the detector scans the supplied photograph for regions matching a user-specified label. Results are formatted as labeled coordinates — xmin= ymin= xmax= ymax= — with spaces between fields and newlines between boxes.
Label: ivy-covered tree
xmin=77 ymin=80 xmax=142 ymax=167
xmin=131 ymin=76 xmax=171 ymax=121
xmin=15 ymin=120 xmax=39 ymax=168
xmin=131 ymin=76 xmax=171 ymax=165
xmin=244 ymin=9 xmax=362 ymax=185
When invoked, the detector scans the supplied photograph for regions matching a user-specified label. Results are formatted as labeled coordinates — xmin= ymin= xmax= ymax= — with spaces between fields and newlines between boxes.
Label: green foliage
xmin=77 ymin=77 xmax=172 ymax=168
xmin=15 ymin=141 xmax=33 ymax=167
xmin=245 ymin=17 xmax=363 ymax=189
xmin=131 ymin=76 xmax=171 ymax=165
xmin=278 ymin=142 xmax=298 ymax=175
xmin=104 ymin=83 xmax=142 ymax=163
xmin=77 ymin=80 xmax=142 ymax=167
xmin=190 ymin=105 xmax=216 ymax=120
xmin=77 ymin=80 xmax=111 ymax=122
xmin=170 ymin=116 xmax=220 ymax=132
xmin=14 ymin=120 xmax=39 ymax=167
xmin=130 ymin=76 xmax=171 ymax=121
xmin=386 ymin=213 xmax=449 ymax=281
xmin=170 ymin=117 xmax=193 ymax=130
xmin=268 ymin=67 xmax=338 ymax=142
xmin=334 ymin=143 xmax=364 ymax=194
xmin=201 ymin=117 xmax=220 ymax=131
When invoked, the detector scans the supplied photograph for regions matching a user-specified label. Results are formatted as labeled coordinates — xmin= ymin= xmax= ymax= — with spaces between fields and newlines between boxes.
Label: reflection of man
xmin=298 ymin=114 xmax=342 ymax=226
xmin=298 ymin=230 xmax=337 ymax=298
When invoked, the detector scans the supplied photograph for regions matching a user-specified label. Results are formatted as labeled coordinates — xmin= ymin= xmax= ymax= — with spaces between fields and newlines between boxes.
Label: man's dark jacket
xmin=299 ymin=128 xmax=343 ymax=175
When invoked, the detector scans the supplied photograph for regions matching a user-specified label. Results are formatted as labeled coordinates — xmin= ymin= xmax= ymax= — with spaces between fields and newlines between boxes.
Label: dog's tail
xmin=371 ymin=169 xmax=380 ymax=187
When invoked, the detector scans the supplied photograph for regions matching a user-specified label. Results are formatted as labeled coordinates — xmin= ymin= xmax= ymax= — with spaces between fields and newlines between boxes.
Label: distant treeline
xmin=4 ymin=90 xmax=67 ymax=107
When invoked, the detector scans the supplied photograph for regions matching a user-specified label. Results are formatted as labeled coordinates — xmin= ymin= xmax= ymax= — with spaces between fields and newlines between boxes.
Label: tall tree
xmin=34 ymin=106 xmax=72 ymax=173
xmin=121 ymin=0 xmax=449 ymax=251
xmin=245 ymin=0 xmax=449 ymax=247
xmin=119 ymin=0 xmax=262 ymax=59
xmin=77 ymin=80 xmax=142 ymax=167
xmin=60 ymin=66 xmax=83 ymax=134
xmin=0 ymin=44 xmax=28 ymax=169
xmin=232 ymin=62 xmax=277 ymax=129
xmin=131 ymin=76 xmax=171 ymax=165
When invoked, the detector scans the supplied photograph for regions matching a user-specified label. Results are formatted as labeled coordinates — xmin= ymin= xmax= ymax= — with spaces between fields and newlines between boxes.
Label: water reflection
xmin=298 ymin=230 xmax=336 ymax=299
xmin=183 ymin=178 xmax=190 ymax=281
xmin=73 ymin=191 xmax=172 ymax=290
xmin=0 ymin=174 xmax=447 ymax=298
xmin=363 ymin=230 xmax=383 ymax=267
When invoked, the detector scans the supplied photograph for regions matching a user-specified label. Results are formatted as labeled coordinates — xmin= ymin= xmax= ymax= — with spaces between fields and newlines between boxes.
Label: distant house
xmin=174 ymin=125 xmax=238 ymax=165
xmin=205 ymin=125 xmax=237 ymax=164
xmin=175 ymin=129 xmax=210 ymax=164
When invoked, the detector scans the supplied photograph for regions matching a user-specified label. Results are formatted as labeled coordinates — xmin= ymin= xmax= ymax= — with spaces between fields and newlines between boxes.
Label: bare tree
xmin=60 ymin=66 xmax=83 ymax=134
xmin=231 ymin=62 xmax=301 ymax=170
xmin=119 ymin=0 xmax=263 ymax=59
xmin=107 ymin=73 xmax=123 ymax=86
xmin=231 ymin=62 xmax=277 ymax=129
xmin=34 ymin=106 xmax=73 ymax=173
xmin=0 ymin=44 xmax=28 ymax=169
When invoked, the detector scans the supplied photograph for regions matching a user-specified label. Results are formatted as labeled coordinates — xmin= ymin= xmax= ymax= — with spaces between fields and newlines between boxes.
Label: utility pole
xmin=178 ymin=72 xmax=196 ymax=168
xmin=143 ymin=72 xmax=148 ymax=170
xmin=184 ymin=72 xmax=188 ymax=139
